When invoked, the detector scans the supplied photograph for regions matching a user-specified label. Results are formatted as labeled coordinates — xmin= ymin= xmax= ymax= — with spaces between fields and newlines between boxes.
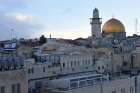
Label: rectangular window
xmin=17 ymin=83 xmax=20 ymax=93
xmin=12 ymin=84 xmax=15 ymax=93
xmin=28 ymin=69 xmax=30 ymax=74
xmin=43 ymin=67 xmax=45 ymax=72
xmin=35 ymin=81 xmax=42 ymax=89
xmin=79 ymin=81 xmax=86 ymax=87
xmin=70 ymin=82 xmax=78 ymax=89
xmin=121 ymin=88 xmax=125 ymax=93
xmin=31 ymin=68 xmax=34 ymax=73
xmin=112 ymin=90 xmax=116 ymax=93
xmin=12 ymin=83 xmax=21 ymax=93
xmin=85 ymin=60 xmax=87 ymax=65
xmin=62 ymin=63 xmax=65 ymax=68
xmin=0 ymin=86 xmax=5 ymax=93
xmin=74 ymin=61 xmax=76 ymax=67
xmin=71 ymin=61 xmax=73 ymax=67
xmin=87 ymin=80 xmax=93 ymax=85
xmin=130 ymin=87 xmax=133 ymax=93
xmin=28 ymin=68 xmax=34 ymax=74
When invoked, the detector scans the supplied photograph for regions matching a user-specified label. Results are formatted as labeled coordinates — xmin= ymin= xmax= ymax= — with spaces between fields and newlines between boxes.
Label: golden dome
xmin=102 ymin=18 xmax=125 ymax=33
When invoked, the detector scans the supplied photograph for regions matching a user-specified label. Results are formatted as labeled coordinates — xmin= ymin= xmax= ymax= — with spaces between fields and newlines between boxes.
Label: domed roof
xmin=102 ymin=18 xmax=125 ymax=33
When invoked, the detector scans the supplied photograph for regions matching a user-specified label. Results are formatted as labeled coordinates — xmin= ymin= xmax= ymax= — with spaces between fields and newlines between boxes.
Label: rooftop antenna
xmin=135 ymin=18 xmax=138 ymax=35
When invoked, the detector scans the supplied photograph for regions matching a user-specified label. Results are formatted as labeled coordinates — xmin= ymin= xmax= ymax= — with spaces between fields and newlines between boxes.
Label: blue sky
xmin=0 ymin=0 xmax=139 ymax=40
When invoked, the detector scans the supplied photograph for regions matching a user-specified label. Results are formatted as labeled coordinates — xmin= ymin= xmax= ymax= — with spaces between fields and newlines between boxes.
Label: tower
xmin=90 ymin=8 xmax=102 ymax=39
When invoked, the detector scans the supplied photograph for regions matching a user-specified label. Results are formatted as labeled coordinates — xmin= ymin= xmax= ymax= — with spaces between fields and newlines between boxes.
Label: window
xmin=112 ymin=90 xmax=116 ymax=93
xmin=28 ymin=69 xmax=31 ymax=74
xmin=87 ymin=80 xmax=93 ymax=85
xmin=17 ymin=83 xmax=20 ymax=93
xmin=85 ymin=60 xmax=87 ymax=65
xmin=12 ymin=83 xmax=21 ymax=93
xmin=71 ymin=61 xmax=73 ymax=67
xmin=74 ymin=61 xmax=76 ymax=67
xmin=98 ymin=66 xmax=100 ymax=70
xmin=28 ymin=68 xmax=34 ymax=74
xmin=102 ymin=66 xmax=104 ymax=69
xmin=130 ymin=87 xmax=134 ymax=93
xmin=0 ymin=86 xmax=5 ymax=93
xmin=70 ymin=82 xmax=78 ymax=89
xmin=62 ymin=63 xmax=65 ymax=67
xmin=12 ymin=84 xmax=15 ymax=93
xmin=77 ymin=61 xmax=80 ymax=66
xmin=35 ymin=81 xmax=42 ymax=89
xmin=43 ymin=67 xmax=45 ymax=72
xmin=121 ymin=88 xmax=125 ymax=93
xmin=107 ymin=64 xmax=108 ymax=67
xmin=31 ymin=68 xmax=34 ymax=73
xmin=79 ymin=81 xmax=86 ymax=87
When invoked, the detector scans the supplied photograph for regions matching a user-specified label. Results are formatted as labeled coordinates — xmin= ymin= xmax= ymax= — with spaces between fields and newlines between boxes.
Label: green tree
xmin=39 ymin=35 xmax=46 ymax=45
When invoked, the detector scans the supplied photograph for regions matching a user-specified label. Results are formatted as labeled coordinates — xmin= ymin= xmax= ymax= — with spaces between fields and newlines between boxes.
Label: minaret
xmin=90 ymin=8 xmax=102 ymax=39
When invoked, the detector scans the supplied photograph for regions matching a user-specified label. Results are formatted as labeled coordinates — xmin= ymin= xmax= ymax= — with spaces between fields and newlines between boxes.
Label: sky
xmin=0 ymin=0 xmax=139 ymax=40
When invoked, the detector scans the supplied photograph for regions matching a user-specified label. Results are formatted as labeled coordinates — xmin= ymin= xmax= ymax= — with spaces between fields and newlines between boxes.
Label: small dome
xmin=102 ymin=18 xmax=125 ymax=33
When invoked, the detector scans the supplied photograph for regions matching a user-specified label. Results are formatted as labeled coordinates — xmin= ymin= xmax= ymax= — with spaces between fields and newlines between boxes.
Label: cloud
xmin=0 ymin=0 xmax=44 ymax=40
xmin=0 ymin=11 xmax=44 ymax=40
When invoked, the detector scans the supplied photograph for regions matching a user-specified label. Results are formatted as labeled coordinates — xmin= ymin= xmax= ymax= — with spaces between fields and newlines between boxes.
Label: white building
xmin=0 ymin=69 xmax=28 ymax=93
xmin=24 ymin=52 xmax=96 ymax=93
xmin=42 ymin=76 xmax=136 ymax=93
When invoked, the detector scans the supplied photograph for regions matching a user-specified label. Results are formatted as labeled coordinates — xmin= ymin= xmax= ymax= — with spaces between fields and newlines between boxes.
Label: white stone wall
xmin=91 ymin=23 xmax=102 ymax=38
xmin=132 ymin=51 xmax=140 ymax=68
xmin=59 ymin=54 xmax=96 ymax=74
xmin=50 ymin=77 xmax=135 ymax=93
xmin=60 ymin=54 xmax=93 ymax=69
xmin=25 ymin=53 xmax=96 ymax=92
xmin=135 ymin=75 xmax=140 ymax=93
xmin=112 ymin=54 xmax=123 ymax=73
xmin=95 ymin=58 xmax=111 ymax=73
xmin=0 ymin=69 xmax=28 ymax=93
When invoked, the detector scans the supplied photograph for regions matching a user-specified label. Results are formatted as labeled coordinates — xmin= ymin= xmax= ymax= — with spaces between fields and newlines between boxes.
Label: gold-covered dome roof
xmin=102 ymin=18 xmax=125 ymax=33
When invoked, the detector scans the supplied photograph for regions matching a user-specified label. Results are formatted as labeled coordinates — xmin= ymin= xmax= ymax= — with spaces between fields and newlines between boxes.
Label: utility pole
xmin=11 ymin=28 xmax=14 ymax=40
xmin=135 ymin=18 xmax=138 ymax=35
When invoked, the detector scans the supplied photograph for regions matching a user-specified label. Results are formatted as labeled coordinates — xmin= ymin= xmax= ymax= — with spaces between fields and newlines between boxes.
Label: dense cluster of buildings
xmin=1 ymin=8 xmax=140 ymax=93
